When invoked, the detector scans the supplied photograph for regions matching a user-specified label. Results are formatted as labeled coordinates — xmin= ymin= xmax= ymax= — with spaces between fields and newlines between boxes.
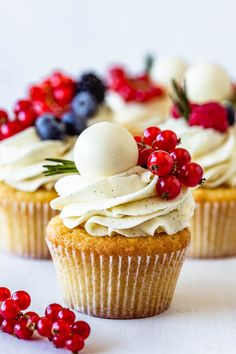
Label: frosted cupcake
xmin=161 ymin=80 xmax=236 ymax=258
xmin=46 ymin=122 xmax=203 ymax=319
xmin=106 ymin=58 xmax=170 ymax=135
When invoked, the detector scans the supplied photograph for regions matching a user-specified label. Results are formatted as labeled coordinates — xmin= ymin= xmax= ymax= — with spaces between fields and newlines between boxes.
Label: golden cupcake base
xmin=47 ymin=216 xmax=190 ymax=319
xmin=0 ymin=182 xmax=57 ymax=259
xmin=190 ymin=187 xmax=236 ymax=258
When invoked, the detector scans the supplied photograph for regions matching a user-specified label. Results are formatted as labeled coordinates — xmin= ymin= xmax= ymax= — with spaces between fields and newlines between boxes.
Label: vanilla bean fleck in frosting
xmin=0 ymin=127 xmax=76 ymax=192
xmin=51 ymin=166 xmax=195 ymax=237
xmin=161 ymin=117 xmax=236 ymax=188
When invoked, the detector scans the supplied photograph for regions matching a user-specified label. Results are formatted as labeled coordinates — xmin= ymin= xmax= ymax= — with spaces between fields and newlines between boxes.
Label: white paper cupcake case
xmin=47 ymin=241 xmax=188 ymax=319
xmin=190 ymin=200 xmax=236 ymax=258
xmin=0 ymin=199 xmax=57 ymax=258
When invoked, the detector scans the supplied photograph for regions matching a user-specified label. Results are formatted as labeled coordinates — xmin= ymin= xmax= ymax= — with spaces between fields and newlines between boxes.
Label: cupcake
xmin=46 ymin=122 xmax=203 ymax=319
xmin=106 ymin=58 xmax=170 ymax=135
xmin=161 ymin=80 xmax=236 ymax=258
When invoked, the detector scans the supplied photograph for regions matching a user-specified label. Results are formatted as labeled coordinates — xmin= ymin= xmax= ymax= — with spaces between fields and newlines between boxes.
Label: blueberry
xmin=72 ymin=92 xmax=98 ymax=119
xmin=224 ymin=103 xmax=235 ymax=126
xmin=35 ymin=114 xmax=66 ymax=140
xmin=62 ymin=111 xmax=87 ymax=135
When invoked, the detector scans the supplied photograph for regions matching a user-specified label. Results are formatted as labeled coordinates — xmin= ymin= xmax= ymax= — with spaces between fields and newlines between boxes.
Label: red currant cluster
xmin=108 ymin=66 xmax=164 ymax=103
xmin=0 ymin=71 xmax=76 ymax=140
xmin=0 ymin=287 xmax=90 ymax=353
xmin=135 ymin=126 xmax=204 ymax=200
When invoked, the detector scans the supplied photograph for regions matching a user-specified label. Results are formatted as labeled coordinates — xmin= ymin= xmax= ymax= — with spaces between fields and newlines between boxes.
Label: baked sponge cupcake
xmin=162 ymin=80 xmax=236 ymax=258
xmin=106 ymin=57 xmax=170 ymax=135
xmin=46 ymin=122 xmax=203 ymax=319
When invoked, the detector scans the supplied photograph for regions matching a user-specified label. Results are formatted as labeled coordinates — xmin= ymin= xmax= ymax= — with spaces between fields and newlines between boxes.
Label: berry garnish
xmin=35 ymin=114 xmax=66 ymax=140
xmin=170 ymin=148 xmax=191 ymax=168
xmin=0 ymin=121 xmax=22 ymax=139
xmin=138 ymin=148 xmax=154 ymax=167
xmin=62 ymin=111 xmax=87 ymax=135
xmin=0 ymin=109 xmax=8 ymax=125
xmin=153 ymin=130 xmax=179 ymax=152
xmin=72 ymin=91 xmax=98 ymax=119
xmin=189 ymin=102 xmax=228 ymax=133
xmin=179 ymin=162 xmax=204 ymax=187
xmin=12 ymin=290 xmax=31 ymax=311
xmin=108 ymin=62 xmax=164 ymax=103
xmin=142 ymin=126 xmax=161 ymax=146
xmin=0 ymin=287 xmax=11 ymax=301
xmin=45 ymin=303 xmax=62 ymax=322
xmin=77 ymin=72 xmax=106 ymax=103
xmin=148 ymin=150 xmax=174 ymax=177
xmin=53 ymin=84 xmax=75 ymax=106
xmin=156 ymin=175 xmax=182 ymax=200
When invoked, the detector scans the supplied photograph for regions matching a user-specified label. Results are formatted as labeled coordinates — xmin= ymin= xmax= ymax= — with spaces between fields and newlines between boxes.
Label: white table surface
xmin=0 ymin=252 xmax=235 ymax=354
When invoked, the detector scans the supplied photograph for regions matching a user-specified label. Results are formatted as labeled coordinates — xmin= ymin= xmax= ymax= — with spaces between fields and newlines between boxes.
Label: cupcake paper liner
xmin=190 ymin=199 xmax=236 ymax=258
xmin=47 ymin=240 xmax=188 ymax=319
xmin=0 ymin=199 xmax=57 ymax=258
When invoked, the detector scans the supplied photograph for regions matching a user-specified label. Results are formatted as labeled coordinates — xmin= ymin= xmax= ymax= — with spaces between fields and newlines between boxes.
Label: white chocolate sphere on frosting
xmin=152 ymin=57 xmax=188 ymax=90
xmin=184 ymin=63 xmax=232 ymax=103
xmin=74 ymin=122 xmax=139 ymax=182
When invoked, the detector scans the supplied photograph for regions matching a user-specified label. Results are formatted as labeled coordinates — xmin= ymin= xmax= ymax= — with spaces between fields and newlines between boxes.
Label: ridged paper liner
xmin=47 ymin=241 xmax=188 ymax=319
xmin=0 ymin=199 xmax=56 ymax=258
xmin=190 ymin=200 xmax=236 ymax=258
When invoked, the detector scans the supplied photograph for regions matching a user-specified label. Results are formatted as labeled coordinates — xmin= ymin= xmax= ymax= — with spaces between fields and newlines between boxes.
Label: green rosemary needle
xmin=170 ymin=79 xmax=191 ymax=120
xmin=43 ymin=158 xmax=78 ymax=176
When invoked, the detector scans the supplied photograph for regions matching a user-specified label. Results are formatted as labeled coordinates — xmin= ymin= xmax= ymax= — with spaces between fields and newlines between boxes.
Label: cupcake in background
xmin=161 ymin=80 xmax=236 ymax=258
xmin=46 ymin=122 xmax=204 ymax=319
xmin=0 ymin=68 xmax=111 ymax=259
xmin=106 ymin=56 xmax=170 ymax=135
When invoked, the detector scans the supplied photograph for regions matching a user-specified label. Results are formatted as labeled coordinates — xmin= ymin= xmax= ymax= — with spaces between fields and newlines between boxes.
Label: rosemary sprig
xmin=170 ymin=79 xmax=191 ymax=120
xmin=43 ymin=158 xmax=78 ymax=176
xmin=144 ymin=54 xmax=155 ymax=76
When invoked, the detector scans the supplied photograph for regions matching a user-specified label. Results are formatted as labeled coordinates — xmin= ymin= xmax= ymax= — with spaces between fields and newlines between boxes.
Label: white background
xmin=0 ymin=1 xmax=236 ymax=353
xmin=0 ymin=0 xmax=236 ymax=108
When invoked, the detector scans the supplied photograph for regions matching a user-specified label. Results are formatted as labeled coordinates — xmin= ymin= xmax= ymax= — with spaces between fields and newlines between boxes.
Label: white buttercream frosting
xmin=0 ymin=127 xmax=75 ymax=192
xmin=106 ymin=92 xmax=170 ymax=133
xmin=51 ymin=166 xmax=195 ymax=237
xmin=161 ymin=118 xmax=236 ymax=188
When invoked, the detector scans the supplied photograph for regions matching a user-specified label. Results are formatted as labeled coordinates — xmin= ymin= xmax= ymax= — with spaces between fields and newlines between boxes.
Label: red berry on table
xmin=148 ymin=150 xmax=174 ymax=177
xmin=53 ymin=334 xmax=67 ymax=348
xmin=189 ymin=102 xmax=228 ymax=133
xmin=37 ymin=317 xmax=53 ymax=338
xmin=57 ymin=308 xmax=76 ymax=325
xmin=14 ymin=317 xmax=34 ymax=340
xmin=53 ymin=84 xmax=75 ymax=106
xmin=0 ymin=287 xmax=11 ymax=301
xmin=12 ymin=290 xmax=31 ymax=311
xmin=45 ymin=303 xmax=62 ymax=321
xmin=0 ymin=299 xmax=19 ymax=320
xmin=170 ymin=148 xmax=191 ymax=168
xmin=156 ymin=175 xmax=182 ymax=200
xmin=0 ymin=314 xmax=3 ymax=326
xmin=179 ymin=162 xmax=204 ymax=187
xmin=14 ymin=99 xmax=32 ymax=115
xmin=51 ymin=319 xmax=71 ymax=337
xmin=142 ymin=126 xmax=161 ymax=146
xmin=0 ymin=121 xmax=22 ymax=139
xmin=153 ymin=130 xmax=179 ymax=152
xmin=24 ymin=311 xmax=39 ymax=329
xmin=72 ymin=320 xmax=91 ymax=339
xmin=138 ymin=148 xmax=154 ymax=167
xmin=1 ymin=319 xmax=16 ymax=335
xmin=0 ymin=109 xmax=8 ymax=125
xmin=66 ymin=333 xmax=84 ymax=352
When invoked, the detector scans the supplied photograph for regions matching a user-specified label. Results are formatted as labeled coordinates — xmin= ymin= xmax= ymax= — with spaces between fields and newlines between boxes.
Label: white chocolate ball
xmin=152 ymin=57 xmax=188 ymax=91
xmin=184 ymin=63 xmax=232 ymax=103
xmin=74 ymin=122 xmax=139 ymax=182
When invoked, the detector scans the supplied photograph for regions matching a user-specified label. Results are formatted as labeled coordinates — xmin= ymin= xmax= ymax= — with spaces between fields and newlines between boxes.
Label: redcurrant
xmin=72 ymin=320 xmax=91 ymax=339
xmin=179 ymin=162 xmax=204 ymax=187
xmin=14 ymin=318 xmax=34 ymax=340
xmin=12 ymin=290 xmax=31 ymax=311
xmin=17 ymin=108 xmax=37 ymax=127
xmin=0 ymin=287 xmax=11 ymax=301
xmin=138 ymin=148 xmax=154 ymax=167
xmin=66 ymin=333 xmax=84 ymax=352
xmin=0 ymin=299 xmax=19 ymax=320
xmin=28 ymin=85 xmax=46 ymax=101
xmin=148 ymin=150 xmax=174 ymax=177
xmin=52 ymin=334 xmax=67 ymax=348
xmin=57 ymin=308 xmax=75 ymax=325
xmin=142 ymin=126 xmax=161 ymax=146
xmin=0 ymin=121 xmax=21 ymax=139
xmin=51 ymin=320 xmax=71 ymax=337
xmin=153 ymin=130 xmax=179 ymax=151
xmin=1 ymin=319 xmax=16 ymax=335
xmin=45 ymin=303 xmax=62 ymax=321
xmin=156 ymin=175 xmax=182 ymax=200
xmin=170 ymin=148 xmax=191 ymax=168
xmin=14 ymin=99 xmax=32 ymax=115
xmin=0 ymin=110 xmax=8 ymax=125
xmin=37 ymin=317 xmax=52 ymax=338
xmin=24 ymin=311 xmax=40 ymax=330
xmin=53 ymin=85 xmax=75 ymax=106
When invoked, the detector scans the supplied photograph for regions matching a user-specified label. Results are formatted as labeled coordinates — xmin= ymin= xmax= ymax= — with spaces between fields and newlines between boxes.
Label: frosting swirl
xmin=51 ymin=166 xmax=195 ymax=237
xmin=161 ymin=118 xmax=236 ymax=188
xmin=0 ymin=127 xmax=75 ymax=192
